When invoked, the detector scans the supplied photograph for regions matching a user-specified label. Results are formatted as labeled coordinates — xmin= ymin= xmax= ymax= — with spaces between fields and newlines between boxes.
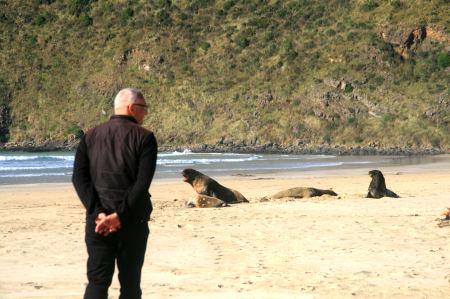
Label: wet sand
xmin=0 ymin=156 xmax=449 ymax=298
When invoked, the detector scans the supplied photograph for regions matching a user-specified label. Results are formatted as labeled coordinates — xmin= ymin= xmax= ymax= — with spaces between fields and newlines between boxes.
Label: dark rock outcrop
xmin=381 ymin=26 xmax=450 ymax=59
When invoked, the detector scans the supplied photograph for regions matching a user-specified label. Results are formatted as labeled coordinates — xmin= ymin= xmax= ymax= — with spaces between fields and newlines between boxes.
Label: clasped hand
xmin=95 ymin=212 xmax=121 ymax=236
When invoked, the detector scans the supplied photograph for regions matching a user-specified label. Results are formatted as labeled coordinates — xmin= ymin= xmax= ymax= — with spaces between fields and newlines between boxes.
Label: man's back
xmin=84 ymin=115 xmax=156 ymax=221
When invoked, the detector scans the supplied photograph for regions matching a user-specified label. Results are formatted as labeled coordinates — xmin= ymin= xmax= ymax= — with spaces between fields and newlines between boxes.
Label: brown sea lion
xmin=366 ymin=170 xmax=399 ymax=198
xmin=437 ymin=208 xmax=450 ymax=227
xmin=182 ymin=168 xmax=249 ymax=204
xmin=271 ymin=187 xmax=337 ymax=199
xmin=186 ymin=194 xmax=228 ymax=208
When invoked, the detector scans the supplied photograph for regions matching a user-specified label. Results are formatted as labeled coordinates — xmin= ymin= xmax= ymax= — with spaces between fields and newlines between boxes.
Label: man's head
xmin=114 ymin=88 xmax=148 ymax=125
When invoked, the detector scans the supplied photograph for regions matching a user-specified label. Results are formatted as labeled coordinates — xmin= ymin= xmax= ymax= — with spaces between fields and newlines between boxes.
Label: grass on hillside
xmin=0 ymin=0 xmax=449 ymax=148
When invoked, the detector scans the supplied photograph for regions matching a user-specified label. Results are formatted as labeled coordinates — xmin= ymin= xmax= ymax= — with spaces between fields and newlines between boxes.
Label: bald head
xmin=114 ymin=88 xmax=148 ymax=125
xmin=114 ymin=88 xmax=145 ymax=115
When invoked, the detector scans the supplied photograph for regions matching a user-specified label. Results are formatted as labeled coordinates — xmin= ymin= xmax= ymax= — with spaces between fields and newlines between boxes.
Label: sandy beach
xmin=1 ymin=156 xmax=450 ymax=298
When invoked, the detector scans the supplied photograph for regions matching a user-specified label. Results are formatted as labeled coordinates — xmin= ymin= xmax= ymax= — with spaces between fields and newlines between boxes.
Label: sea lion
xmin=186 ymin=194 xmax=228 ymax=208
xmin=366 ymin=170 xmax=399 ymax=198
xmin=437 ymin=208 xmax=450 ymax=227
xmin=271 ymin=187 xmax=337 ymax=199
xmin=182 ymin=168 xmax=249 ymax=204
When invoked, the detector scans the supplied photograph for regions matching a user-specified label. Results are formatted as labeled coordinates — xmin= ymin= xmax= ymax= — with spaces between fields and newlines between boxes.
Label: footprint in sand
xmin=22 ymin=282 xmax=44 ymax=289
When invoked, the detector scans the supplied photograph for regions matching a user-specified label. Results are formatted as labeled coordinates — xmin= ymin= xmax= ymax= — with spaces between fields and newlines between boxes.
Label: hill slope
xmin=0 ymin=0 xmax=449 ymax=150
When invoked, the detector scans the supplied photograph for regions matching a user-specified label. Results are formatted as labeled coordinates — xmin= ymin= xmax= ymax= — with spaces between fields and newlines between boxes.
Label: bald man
xmin=73 ymin=88 xmax=158 ymax=299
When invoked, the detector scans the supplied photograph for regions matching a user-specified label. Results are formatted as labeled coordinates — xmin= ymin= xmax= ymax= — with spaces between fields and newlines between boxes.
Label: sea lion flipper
xmin=385 ymin=189 xmax=399 ymax=198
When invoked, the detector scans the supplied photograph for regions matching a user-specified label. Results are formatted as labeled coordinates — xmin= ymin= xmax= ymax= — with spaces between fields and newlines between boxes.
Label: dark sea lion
xmin=182 ymin=168 xmax=249 ymax=204
xmin=366 ymin=170 xmax=399 ymax=198
xmin=186 ymin=194 xmax=228 ymax=208
xmin=271 ymin=187 xmax=337 ymax=199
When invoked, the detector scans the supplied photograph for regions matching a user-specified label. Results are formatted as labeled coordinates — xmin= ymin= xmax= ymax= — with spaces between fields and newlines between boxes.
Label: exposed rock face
xmin=381 ymin=26 xmax=450 ymax=59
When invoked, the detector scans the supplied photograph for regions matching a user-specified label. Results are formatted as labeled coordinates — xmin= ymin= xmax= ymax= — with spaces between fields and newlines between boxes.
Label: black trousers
xmin=84 ymin=219 xmax=149 ymax=299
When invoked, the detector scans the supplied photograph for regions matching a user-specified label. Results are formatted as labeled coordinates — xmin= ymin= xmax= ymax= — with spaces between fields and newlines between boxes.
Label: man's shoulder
xmin=135 ymin=125 xmax=154 ymax=136
xmin=134 ymin=126 xmax=157 ymax=145
xmin=84 ymin=121 xmax=109 ymax=135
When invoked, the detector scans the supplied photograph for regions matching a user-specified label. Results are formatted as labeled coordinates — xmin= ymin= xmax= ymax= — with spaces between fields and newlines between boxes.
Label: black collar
xmin=110 ymin=115 xmax=138 ymax=124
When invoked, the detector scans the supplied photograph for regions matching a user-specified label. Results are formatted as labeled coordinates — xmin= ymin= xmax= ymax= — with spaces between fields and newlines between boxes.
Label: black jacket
xmin=72 ymin=115 xmax=158 ymax=223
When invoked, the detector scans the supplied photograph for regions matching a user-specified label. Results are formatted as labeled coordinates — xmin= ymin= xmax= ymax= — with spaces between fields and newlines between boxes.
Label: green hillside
xmin=0 ymin=0 xmax=449 ymax=150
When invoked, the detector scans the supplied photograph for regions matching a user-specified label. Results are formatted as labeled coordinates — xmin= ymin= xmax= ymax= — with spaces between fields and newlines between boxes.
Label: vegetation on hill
xmin=0 ymin=0 xmax=449 ymax=149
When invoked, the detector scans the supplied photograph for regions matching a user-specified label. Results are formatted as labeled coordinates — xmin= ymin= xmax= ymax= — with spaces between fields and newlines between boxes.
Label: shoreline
xmin=0 ymin=140 xmax=448 ymax=156
xmin=1 ymin=154 xmax=449 ymax=186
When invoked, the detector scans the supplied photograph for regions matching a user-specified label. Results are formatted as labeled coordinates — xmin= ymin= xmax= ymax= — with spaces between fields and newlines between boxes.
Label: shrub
xmin=382 ymin=113 xmax=395 ymax=125
xmin=346 ymin=31 xmax=357 ymax=41
xmin=223 ymin=0 xmax=236 ymax=11
xmin=34 ymin=15 xmax=47 ymax=26
xmin=200 ymin=41 xmax=211 ymax=51
xmin=154 ymin=0 xmax=172 ymax=8
xmin=0 ymin=133 xmax=9 ymax=143
xmin=344 ymin=83 xmax=353 ymax=93
xmin=263 ymin=30 xmax=275 ymax=42
xmin=323 ymin=134 xmax=331 ymax=144
xmin=389 ymin=0 xmax=402 ymax=8
xmin=33 ymin=12 xmax=55 ymax=26
xmin=347 ymin=117 xmax=355 ymax=124
xmin=276 ymin=8 xmax=288 ymax=18
xmin=122 ymin=7 xmax=134 ymax=20
xmin=361 ymin=0 xmax=379 ymax=12
xmin=156 ymin=9 xmax=172 ymax=26
xmin=324 ymin=29 xmax=336 ymax=36
xmin=282 ymin=39 xmax=294 ymax=52
xmin=287 ymin=50 xmax=298 ymax=61
xmin=79 ymin=14 xmax=92 ymax=27
xmin=437 ymin=52 xmax=450 ymax=69
xmin=25 ymin=34 xmax=38 ymax=46
xmin=65 ymin=124 xmax=84 ymax=139
xmin=236 ymin=35 xmax=250 ymax=48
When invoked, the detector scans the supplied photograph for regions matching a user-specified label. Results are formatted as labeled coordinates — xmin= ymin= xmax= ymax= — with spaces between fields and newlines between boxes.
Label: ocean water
xmin=0 ymin=150 xmax=441 ymax=185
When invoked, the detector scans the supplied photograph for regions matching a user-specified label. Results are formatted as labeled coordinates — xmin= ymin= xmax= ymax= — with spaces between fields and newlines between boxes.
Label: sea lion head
xmin=181 ymin=168 xmax=202 ymax=184
xmin=368 ymin=170 xmax=382 ymax=178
